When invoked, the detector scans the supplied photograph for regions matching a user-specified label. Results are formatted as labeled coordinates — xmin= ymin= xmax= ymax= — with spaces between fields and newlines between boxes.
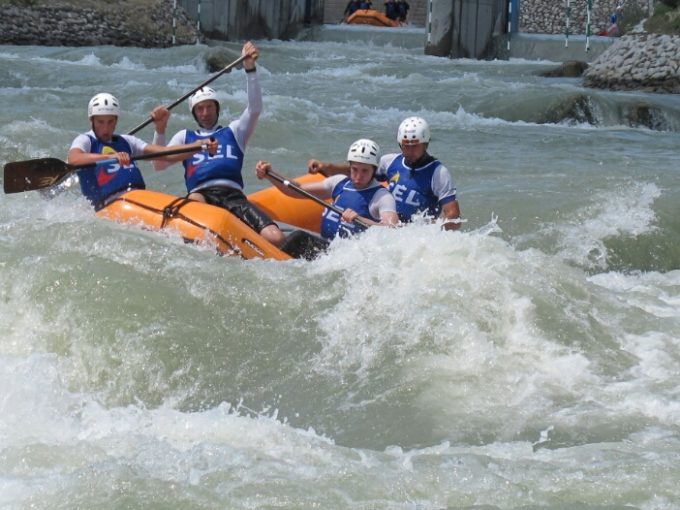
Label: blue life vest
xmin=183 ymin=127 xmax=244 ymax=192
xmin=320 ymin=177 xmax=382 ymax=240
xmin=383 ymin=154 xmax=441 ymax=222
xmin=385 ymin=2 xmax=398 ymax=20
xmin=77 ymin=134 xmax=145 ymax=209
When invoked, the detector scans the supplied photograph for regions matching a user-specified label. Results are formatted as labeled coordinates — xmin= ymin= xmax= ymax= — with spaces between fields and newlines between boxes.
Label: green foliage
xmin=658 ymin=0 xmax=679 ymax=8
xmin=0 ymin=0 xmax=40 ymax=5
xmin=618 ymin=3 xmax=647 ymax=34
xmin=645 ymin=3 xmax=680 ymax=34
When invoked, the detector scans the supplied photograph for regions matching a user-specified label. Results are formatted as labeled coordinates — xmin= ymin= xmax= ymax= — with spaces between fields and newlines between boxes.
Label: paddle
xmin=3 ymin=144 xmax=207 ymax=194
xmin=126 ymin=54 xmax=247 ymax=136
xmin=265 ymin=169 xmax=371 ymax=230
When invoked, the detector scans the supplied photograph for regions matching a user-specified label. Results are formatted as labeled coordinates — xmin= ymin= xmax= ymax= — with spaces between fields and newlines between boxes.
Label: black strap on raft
xmin=105 ymin=194 xmax=242 ymax=257
xmin=161 ymin=196 xmax=193 ymax=229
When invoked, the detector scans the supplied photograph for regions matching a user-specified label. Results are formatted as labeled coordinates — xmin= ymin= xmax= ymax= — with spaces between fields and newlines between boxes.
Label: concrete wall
xmin=323 ymin=0 xmax=430 ymax=26
xmin=425 ymin=0 xmax=507 ymax=58
xmin=178 ymin=0 xmax=324 ymax=40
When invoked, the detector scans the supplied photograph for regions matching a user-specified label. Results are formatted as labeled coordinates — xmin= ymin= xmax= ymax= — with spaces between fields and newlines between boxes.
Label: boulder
xmin=540 ymin=60 xmax=589 ymax=78
xmin=205 ymin=48 xmax=242 ymax=73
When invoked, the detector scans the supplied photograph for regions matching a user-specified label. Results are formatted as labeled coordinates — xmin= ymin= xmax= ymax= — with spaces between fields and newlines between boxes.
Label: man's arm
xmin=441 ymin=200 xmax=461 ymax=231
xmin=230 ymin=41 xmax=262 ymax=150
xmin=151 ymin=130 xmax=187 ymax=170
xmin=307 ymin=160 xmax=350 ymax=177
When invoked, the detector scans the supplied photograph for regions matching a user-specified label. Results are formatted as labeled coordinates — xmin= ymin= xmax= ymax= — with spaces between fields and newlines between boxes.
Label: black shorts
xmin=196 ymin=186 xmax=275 ymax=234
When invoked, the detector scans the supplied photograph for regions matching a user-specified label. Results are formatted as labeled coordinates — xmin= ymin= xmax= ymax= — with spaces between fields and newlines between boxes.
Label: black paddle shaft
xmin=3 ymin=144 xmax=208 ymax=194
xmin=266 ymin=169 xmax=370 ymax=230
xmin=126 ymin=54 xmax=247 ymax=136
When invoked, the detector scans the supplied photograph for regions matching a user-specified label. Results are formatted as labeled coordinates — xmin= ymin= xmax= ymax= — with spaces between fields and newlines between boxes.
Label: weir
xmin=425 ymin=0 xmax=508 ymax=59
xmin=177 ymin=0 xmax=324 ymax=40
xmin=176 ymin=0 xmax=618 ymax=62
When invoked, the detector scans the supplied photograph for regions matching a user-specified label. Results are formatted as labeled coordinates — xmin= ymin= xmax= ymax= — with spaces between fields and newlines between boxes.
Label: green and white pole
xmin=565 ymin=0 xmax=570 ymax=48
xmin=427 ymin=0 xmax=433 ymax=45
xmin=586 ymin=0 xmax=592 ymax=52
xmin=196 ymin=0 xmax=201 ymax=44
xmin=507 ymin=0 xmax=512 ymax=51
xmin=172 ymin=0 xmax=177 ymax=46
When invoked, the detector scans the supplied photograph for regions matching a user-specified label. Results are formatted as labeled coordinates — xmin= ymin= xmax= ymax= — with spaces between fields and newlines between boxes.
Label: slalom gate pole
xmin=565 ymin=0 xmax=571 ymax=48
xmin=172 ymin=0 xmax=177 ymax=45
xmin=507 ymin=0 xmax=512 ymax=51
xmin=586 ymin=0 xmax=592 ymax=52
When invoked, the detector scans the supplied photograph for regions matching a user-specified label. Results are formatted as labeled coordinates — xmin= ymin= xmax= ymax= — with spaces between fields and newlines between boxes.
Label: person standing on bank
xmin=308 ymin=117 xmax=461 ymax=230
xmin=256 ymin=139 xmax=398 ymax=241
xmin=68 ymin=93 xmax=217 ymax=211
xmin=152 ymin=41 xmax=286 ymax=248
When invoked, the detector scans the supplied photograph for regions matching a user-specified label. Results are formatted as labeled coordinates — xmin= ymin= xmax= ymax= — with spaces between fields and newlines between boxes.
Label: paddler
xmin=151 ymin=41 xmax=287 ymax=249
xmin=67 ymin=93 xmax=217 ymax=211
xmin=256 ymin=138 xmax=398 ymax=242
xmin=307 ymin=116 xmax=461 ymax=230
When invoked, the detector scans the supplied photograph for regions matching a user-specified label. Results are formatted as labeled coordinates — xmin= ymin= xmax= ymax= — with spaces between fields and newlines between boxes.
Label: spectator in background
xmin=607 ymin=14 xmax=620 ymax=36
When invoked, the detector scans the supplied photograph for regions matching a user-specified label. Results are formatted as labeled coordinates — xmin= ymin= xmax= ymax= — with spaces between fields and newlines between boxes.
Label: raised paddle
xmin=3 ymin=144 xmax=209 ymax=194
xmin=265 ymin=169 xmax=371 ymax=230
xmin=126 ymin=54 xmax=247 ymax=136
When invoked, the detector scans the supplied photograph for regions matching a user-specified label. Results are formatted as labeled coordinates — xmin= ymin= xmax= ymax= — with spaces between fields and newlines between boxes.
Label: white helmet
xmin=347 ymin=139 xmax=381 ymax=167
xmin=189 ymin=86 xmax=220 ymax=113
xmin=88 ymin=93 xmax=120 ymax=118
xmin=397 ymin=116 xmax=431 ymax=145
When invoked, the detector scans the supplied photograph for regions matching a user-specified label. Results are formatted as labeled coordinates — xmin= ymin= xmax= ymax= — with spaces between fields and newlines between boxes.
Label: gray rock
xmin=540 ymin=60 xmax=590 ymax=78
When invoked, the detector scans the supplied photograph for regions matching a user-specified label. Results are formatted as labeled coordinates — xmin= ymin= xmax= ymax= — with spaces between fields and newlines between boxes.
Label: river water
xmin=1 ymin=35 xmax=679 ymax=509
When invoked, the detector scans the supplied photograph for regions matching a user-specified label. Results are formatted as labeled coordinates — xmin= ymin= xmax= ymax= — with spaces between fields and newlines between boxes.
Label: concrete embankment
xmin=584 ymin=34 xmax=680 ymax=93
xmin=504 ymin=33 xmax=618 ymax=62
xmin=0 ymin=0 xmax=198 ymax=47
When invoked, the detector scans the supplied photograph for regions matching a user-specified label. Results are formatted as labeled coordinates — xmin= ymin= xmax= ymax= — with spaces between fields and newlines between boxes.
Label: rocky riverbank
xmin=519 ymin=0 xmax=650 ymax=35
xmin=0 ymin=0 xmax=199 ymax=47
xmin=583 ymin=34 xmax=680 ymax=93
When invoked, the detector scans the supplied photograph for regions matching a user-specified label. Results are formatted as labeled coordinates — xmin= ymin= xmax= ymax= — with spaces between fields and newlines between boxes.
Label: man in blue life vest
xmin=396 ymin=0 xmax=410 ymax=23
xmin=68 ymin=93 xmax=217 ymax=211
xmin=152 ymin=41 xmax=286 ymax=248
xmin=307 ymin=117 xmax=461 ymax=231
xmin=344 ymin=0 xmax=361 ymax=20
xmin=256 ymin=139 xmax=398 ymax=242
xmin=385 ymin=0 xmax=398 ymax=20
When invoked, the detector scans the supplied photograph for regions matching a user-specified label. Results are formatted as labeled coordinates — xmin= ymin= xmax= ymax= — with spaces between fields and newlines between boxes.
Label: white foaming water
xmin=556 ymin=181 xmax=661 ymax=269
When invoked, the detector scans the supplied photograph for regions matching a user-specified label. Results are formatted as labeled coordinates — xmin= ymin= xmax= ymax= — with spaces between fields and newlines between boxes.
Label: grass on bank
xmin=645 ymin=2 xmax=680 ymax=34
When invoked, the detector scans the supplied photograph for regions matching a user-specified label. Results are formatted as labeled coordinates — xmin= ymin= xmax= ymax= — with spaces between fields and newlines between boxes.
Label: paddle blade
xmin=3 ymin=158 xmax=71 ymax=194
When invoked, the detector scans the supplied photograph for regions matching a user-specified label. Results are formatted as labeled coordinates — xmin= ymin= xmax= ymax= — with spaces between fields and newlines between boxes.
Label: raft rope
xmin=161 ymin=196 xmax=193 ymax=228
xmin=106 ymin=195 xmax=243 ymax=258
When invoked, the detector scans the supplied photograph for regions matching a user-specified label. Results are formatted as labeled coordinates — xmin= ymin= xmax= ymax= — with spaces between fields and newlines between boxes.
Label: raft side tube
xmin=97 ymin=189 xmax=292 ymax=261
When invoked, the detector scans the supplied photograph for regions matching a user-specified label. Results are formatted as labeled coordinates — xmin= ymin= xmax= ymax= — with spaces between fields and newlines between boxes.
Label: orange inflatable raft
xmin=347 ymin=9 xmax=400 ymax=28
xmin=96 ymin=174 xmax=326 ymax=261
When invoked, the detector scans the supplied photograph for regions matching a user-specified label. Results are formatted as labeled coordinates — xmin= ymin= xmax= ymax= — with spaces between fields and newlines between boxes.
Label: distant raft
xmin=96 ymin=174 xmax=326 ymax=261
xmin=347 ymin=9 xmax=400 ymax=28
